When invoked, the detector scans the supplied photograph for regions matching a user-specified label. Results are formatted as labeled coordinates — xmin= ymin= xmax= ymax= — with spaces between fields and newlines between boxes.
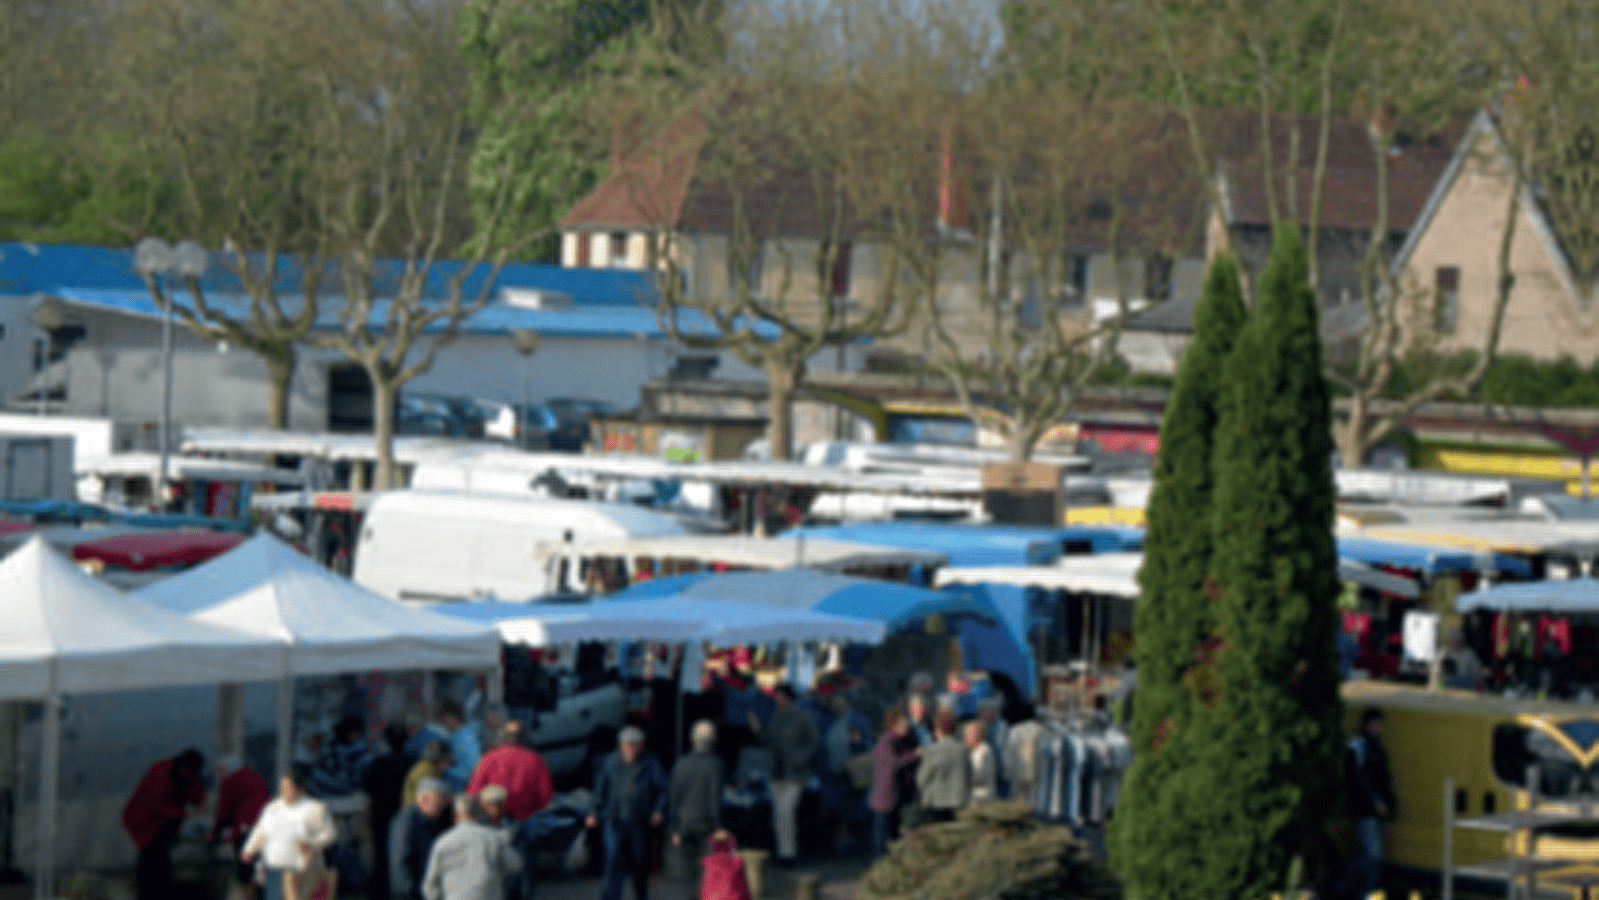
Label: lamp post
xmin=511 ymin=328 xmax=540 ymax=446
xmin=134 ymin=237 xmax=208 ymax=508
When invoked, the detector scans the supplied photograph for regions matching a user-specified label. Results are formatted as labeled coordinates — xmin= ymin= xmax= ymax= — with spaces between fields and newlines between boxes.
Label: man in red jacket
xmin=467 ymin=720 xmax=553 ymax=822
xmin=208 ymin=754 xmax=271 ymax=900
xmin=467 ymin=720 xmax=553 ymax=900
xmin=122 ymin=748 xmax=206 ymax=900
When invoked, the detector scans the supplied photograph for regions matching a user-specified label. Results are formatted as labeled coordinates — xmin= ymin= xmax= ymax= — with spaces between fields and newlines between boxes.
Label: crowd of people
xmin=117 ymin=668 xmax=1038 ymax=900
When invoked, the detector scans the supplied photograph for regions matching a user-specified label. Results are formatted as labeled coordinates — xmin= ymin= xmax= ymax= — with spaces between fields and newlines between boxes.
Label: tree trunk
xmin=371 ymin=373 xmax=399 ymax=489
xmin=1335 ymin=393 xmax=1372 ymax=469
xmin=765 ymin=360 xmax=801 ymax=462
xmin=265 ymin=348 xmax=295 ymax=430
xmin=1007 ymin=417 xmax=1032 ymax=463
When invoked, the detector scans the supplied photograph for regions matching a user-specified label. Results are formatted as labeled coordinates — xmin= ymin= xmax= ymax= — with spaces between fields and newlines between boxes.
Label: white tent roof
xmin=533 ymin=534 xmax=949 ymax=571
xmin=935 ymin=552 xmax=1421 ymax=600
xmin=135 ymin=532 xmax=500 ymax=675
xmin=604 ymin=598 xmax=887 ymax=646
xmin=935 ymin=552 xmax=1145 ymax=597
xmin=0 ymin=536 xmax=283 ymax=699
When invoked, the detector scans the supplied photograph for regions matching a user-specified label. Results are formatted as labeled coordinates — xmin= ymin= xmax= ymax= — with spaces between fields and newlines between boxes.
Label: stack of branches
xmin=859 ymin=801 xmax=1121 ymax=900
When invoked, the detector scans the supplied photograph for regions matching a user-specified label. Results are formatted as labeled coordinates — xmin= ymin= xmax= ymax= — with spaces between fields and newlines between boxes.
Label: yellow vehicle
xmin=1343 ymin=679 xmax=1599 ymax=895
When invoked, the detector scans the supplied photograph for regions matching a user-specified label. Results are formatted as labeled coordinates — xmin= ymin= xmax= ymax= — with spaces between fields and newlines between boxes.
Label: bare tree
xmin=104 ymin=0 xmax=373 ymax=428
xmin=1327 ymin=0 xmax=1570 ymax=463
xmin=616 ymin=1 xmax=925 ymax=460
xmin=1142 ymin=0 xmax=1549 ymax=466
xmin=894 ymin=2 xmax=1200 ymax=461
xmin=304 ymin=0 xmax=527 ymax=489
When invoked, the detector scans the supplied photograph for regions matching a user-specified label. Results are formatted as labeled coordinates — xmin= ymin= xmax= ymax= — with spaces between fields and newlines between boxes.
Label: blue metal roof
xmin=9 ymin=240 xmax=771 ymax=340
xmin=0 ymin=240 xmax=659 ymax=306
xmin=47 ymin=285 xmax=736 ymax=341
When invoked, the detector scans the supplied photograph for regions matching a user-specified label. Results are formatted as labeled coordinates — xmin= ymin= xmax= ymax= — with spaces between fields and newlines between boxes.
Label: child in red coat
xmin=701 ymin=833 xmax=753 ymax=900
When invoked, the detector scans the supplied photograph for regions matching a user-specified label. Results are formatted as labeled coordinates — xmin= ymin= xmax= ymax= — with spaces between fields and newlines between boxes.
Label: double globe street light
xmin=133 ymin=237 xmax=208 ymax=508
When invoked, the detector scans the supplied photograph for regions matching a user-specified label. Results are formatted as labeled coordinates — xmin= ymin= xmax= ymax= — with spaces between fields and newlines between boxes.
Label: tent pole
xmin=487 ymin=658 xmax=504 ymax=710
xmin=218 ymin=683 xmax=244 ymax=762
xmin=35 ymin=695 xmax=60 ymax=900
xmin=275 ymin=675 xmax=294 ymax=782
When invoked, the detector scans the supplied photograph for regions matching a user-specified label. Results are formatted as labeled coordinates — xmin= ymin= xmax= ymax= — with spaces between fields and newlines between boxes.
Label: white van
xmin=352 ymin=489 xmax=690 ymax=602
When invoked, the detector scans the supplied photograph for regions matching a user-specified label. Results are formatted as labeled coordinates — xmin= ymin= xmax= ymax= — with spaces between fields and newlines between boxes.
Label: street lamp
xmin=133 ymin=237 xmax=208 ymax=508
xmin=511 ymin=328 xmax=540 ymax=447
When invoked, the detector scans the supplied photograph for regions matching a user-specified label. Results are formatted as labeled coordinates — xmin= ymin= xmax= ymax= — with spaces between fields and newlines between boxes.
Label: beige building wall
xmin=1397 ymin=128 xmax=1590 ymax=362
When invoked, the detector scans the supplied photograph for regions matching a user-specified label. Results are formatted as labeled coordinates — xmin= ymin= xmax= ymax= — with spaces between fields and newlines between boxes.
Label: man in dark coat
xmin=122 ymin=748 xmax=206 ymax=900
xmin=587 ymin=726 xmax=670 ymax=900
xmin=667 ymin=720 xmax=726 ymax=900
xmin=1340 ymin=707 xmax=1396 ymax=900
xmin=364 ymin=722 xmax=415 ymax=900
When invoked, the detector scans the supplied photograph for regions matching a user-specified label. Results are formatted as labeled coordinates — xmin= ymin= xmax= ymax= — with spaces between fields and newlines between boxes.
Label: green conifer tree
xmin=1108 ymin=254 xmax=1246 ymax=900
xmin=1184 ymin=226 xmax=1345 ymax=899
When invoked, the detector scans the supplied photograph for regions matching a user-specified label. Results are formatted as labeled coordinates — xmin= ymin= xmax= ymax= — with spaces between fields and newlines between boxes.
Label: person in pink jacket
xmin=868 ymin=708 xmax=921 ymax=859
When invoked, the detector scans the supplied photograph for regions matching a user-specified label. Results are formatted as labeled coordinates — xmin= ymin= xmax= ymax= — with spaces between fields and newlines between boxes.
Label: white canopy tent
xmin=135 ymin=533 xmax=501 ymax=779
xmin=0 ymin=537 xmax=284 ymax=900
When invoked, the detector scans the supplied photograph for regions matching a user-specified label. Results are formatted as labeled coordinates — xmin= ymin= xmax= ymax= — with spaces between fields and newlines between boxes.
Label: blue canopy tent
xmin=1456 ymin=579 xmax=1599 ymax=614
xmin=603 ymin=568 xmax=1035 ymax=701
xmin=1337 ymin=536 xmax=1479 ymax=575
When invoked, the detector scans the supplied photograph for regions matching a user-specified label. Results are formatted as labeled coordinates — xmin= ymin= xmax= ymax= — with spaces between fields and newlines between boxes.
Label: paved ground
xmin=0 ymin=850 xmax=874 ymax=900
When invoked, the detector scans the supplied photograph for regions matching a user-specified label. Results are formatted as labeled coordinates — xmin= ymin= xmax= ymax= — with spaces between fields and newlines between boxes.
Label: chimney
xmin=938 ymin=123 xmax=970 ymax=232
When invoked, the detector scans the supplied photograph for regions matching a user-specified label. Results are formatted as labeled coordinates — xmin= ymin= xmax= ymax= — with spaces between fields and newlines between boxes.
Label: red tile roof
xmin=559 ymin=115 xmax=706 ymax=230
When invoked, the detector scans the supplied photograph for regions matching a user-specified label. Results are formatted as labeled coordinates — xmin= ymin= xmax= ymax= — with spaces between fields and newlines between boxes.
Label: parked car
xmin=397 ymin=393 xmax=491 ymax=438
xmin=482 ymin=399 xmax=561 ymax=448
xmin=544 ymin=398 xmax=614 ymax=451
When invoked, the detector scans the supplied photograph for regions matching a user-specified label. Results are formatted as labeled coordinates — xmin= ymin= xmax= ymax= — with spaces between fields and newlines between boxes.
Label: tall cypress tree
xmin=1184 ymin=226 xmax=1345 ymax=899
xmin=1109 ymin=254 xmax=1246 ymax=900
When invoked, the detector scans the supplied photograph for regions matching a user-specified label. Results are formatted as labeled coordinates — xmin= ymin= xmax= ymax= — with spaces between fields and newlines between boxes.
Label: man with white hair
xmin=399 ymin=778 xmax=453 ymax=900
xmin=586 ymin=726 xmax=669 ymax=900
xmin=422 ymin=794 xmax=522 ymax=900
xmin=667 ymin=720 xmax=726 ymax=900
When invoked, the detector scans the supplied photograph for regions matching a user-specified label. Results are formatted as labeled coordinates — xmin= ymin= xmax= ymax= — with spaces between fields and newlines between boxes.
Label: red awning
xmin=1079 ymin=422 xmax=1161 ymax=456
xmin=72 ymin=531 xmax=247 ymax=572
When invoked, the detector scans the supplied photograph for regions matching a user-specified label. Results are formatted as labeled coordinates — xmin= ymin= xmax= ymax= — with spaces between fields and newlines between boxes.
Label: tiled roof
xmin=1205 ymin=109 xmax=1463 ymax=231
xmin=559 ymin=115 xmax=706 ymax=231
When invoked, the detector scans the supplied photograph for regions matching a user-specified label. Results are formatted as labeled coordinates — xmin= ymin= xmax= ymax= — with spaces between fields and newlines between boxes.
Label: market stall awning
xmin=604 ymin=597 xmax=887 ymax=645
xmin=71 ymin=531 xmax=247 ymax=571
xmin=933 ymin=552 xmax=1420 ymax=600
xmin=434 ymin=600 xmax=710 ymax=646
xmin=533 ymin=534 xmax=950 ymax=572
xmin=1456 ymin=578 xmax=1599 ymax=614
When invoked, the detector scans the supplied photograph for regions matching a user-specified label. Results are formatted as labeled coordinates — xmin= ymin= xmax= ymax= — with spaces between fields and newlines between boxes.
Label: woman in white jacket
xmin=241 ymin=769 xmax=338 ymax=900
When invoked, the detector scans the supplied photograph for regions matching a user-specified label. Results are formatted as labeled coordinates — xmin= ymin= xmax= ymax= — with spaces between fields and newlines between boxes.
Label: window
xmin=1145 ymin=254 xmax=1174 ymax=304
xmin=827 ymin=240 xmax=852 ymax=299
xmin=1064 ymin=253 xmax=1090 ymax=308
xmin=609 ymin=232 xmax=629 ymax=267
xmin=1434 ymin=266 xmax=1461 ymax=335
